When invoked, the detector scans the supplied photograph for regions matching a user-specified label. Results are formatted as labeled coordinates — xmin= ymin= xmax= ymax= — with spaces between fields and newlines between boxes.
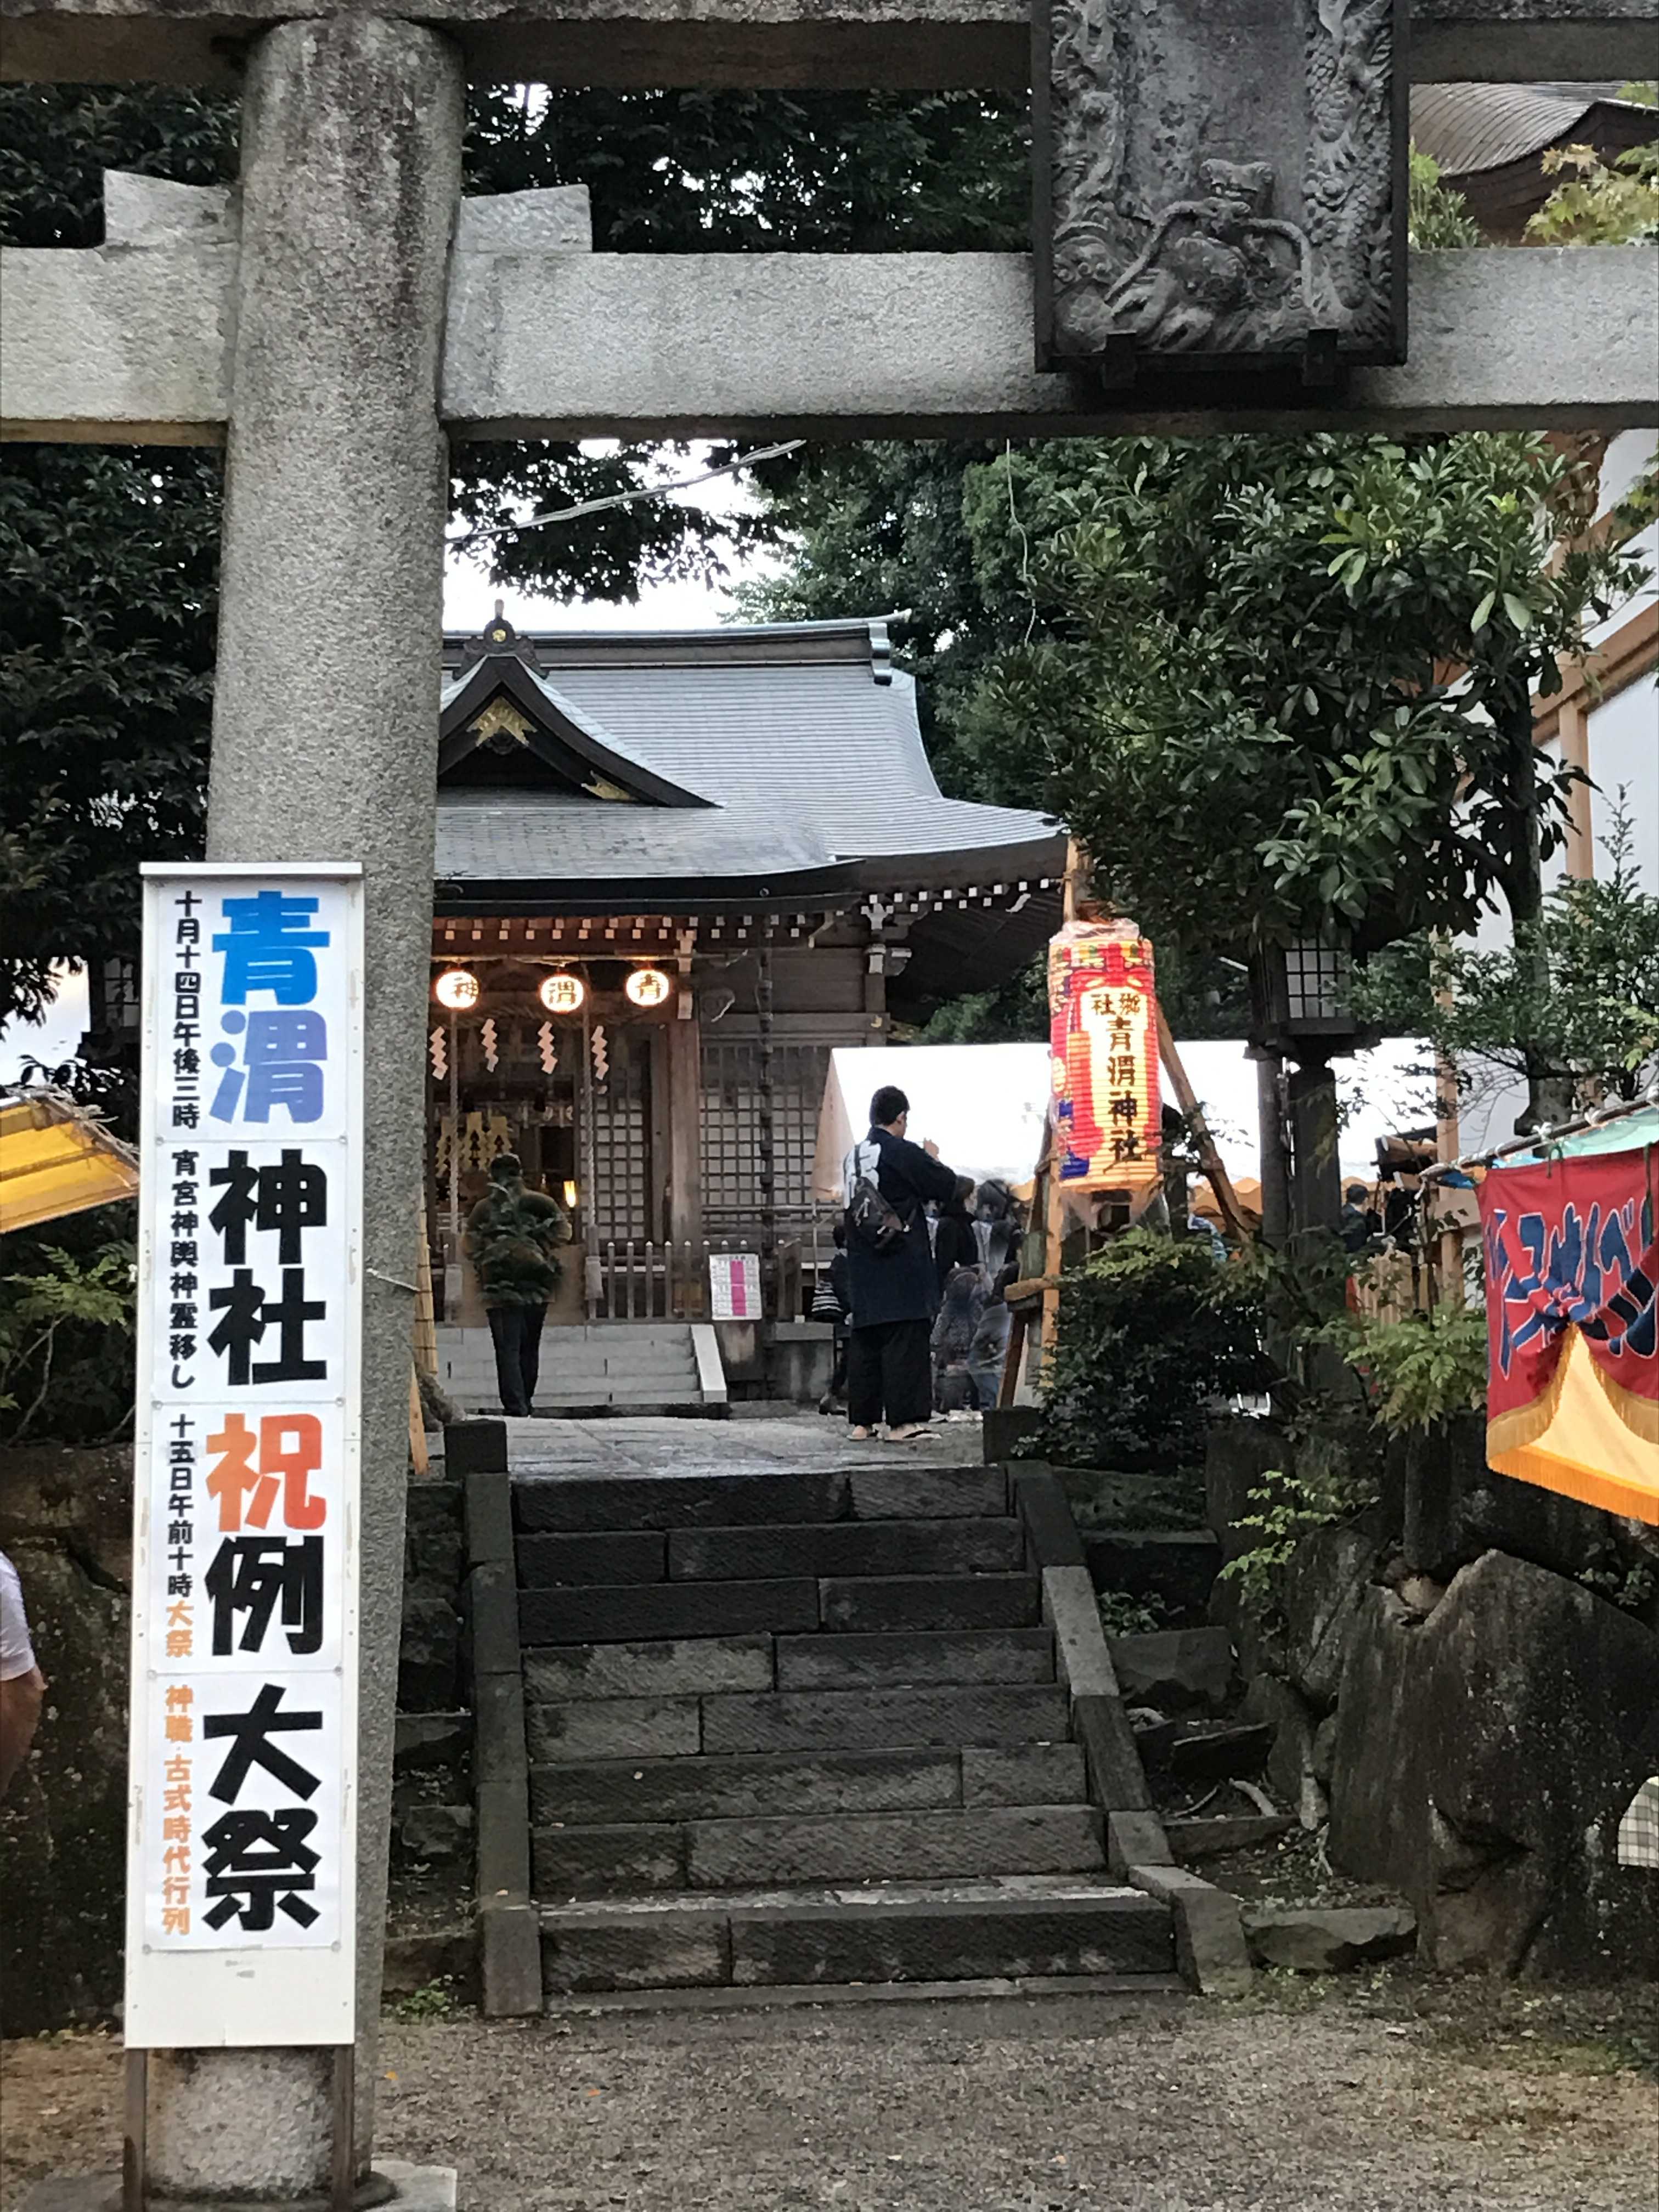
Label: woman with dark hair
xmin=842 ymin=1084 xmax=959 ymax=1441
xmin=932 ymin=1173 xmax=979 ymax=1293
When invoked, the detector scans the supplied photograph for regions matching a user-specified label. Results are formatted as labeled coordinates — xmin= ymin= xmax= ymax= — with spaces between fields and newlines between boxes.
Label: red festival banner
xmin=1048 ymin=922 xmax=1161 ymax=1188
xmin=1478 ymin=1142 xmax=1659 ymax=1525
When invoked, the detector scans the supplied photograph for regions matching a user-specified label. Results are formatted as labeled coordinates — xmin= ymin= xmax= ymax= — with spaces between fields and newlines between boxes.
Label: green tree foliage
xmin=1526 ymin=137 xmax=1659 ymax=246
xmin=954 ymin=435 xmax=1637 ymax=972
xmin=0 ymin=1214 xmax=137 ymax=1443
xmin=1354 ymin=800 xmax=1659 ymax=1110
xmin=1407 ymin=148 xmax=1482 ymax=247
xmin=0 ymin=82 xmax=1023 ymax=1065
xmin=746 ymin=430 xmax=1637 ymax=1042
xmin=1026 ymin=1231 xmax=1271 ymax=1473
xmin=0 ymin=90 xmax=236 ymax=1038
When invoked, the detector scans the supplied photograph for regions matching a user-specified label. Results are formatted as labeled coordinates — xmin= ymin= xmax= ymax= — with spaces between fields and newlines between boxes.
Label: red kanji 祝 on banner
xmin=1479 ymin=1141 xmax=1659 ymax=1525
xmin=1048 ymin=922 xmax=1161 ymax=1188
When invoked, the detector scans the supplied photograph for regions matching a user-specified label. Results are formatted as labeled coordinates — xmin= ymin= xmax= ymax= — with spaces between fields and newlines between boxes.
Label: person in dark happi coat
xmin=842 ymin=1084 xmax=960 ymax=1441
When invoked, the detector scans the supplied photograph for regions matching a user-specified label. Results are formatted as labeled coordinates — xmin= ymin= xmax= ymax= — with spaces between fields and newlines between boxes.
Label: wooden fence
xmin=586 ymin=1237 xmax=809 ymax=1322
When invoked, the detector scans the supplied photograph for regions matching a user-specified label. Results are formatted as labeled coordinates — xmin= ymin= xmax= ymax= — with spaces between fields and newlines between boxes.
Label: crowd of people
xmin=816 ymin=1083 xmax=1027 ymax=1443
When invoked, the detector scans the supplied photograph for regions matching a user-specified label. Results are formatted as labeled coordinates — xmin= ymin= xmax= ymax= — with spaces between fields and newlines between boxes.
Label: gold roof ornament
xmin=469 ymin=696 xmax=533 ymax=748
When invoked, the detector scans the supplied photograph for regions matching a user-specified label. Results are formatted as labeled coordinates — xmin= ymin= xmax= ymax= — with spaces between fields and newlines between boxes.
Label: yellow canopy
xmin=0 ymin=1088 xmax=140 ymax=1233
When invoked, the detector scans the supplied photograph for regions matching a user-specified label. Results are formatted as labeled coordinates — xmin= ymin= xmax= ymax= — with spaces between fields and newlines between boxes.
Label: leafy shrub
xmin=1096 ymin=1586 xmax=1169 ymax=1639
xmin=1321 ymin=1296 xmax=1488 ymax=1434
xmin=0 ymin=1209 xmax=137 ymax=1443
xmin=1026 ymin=1230 xmax=1271 ymax=1473
xmin=1217 ymin=1449 xmax=1382 ymax=1624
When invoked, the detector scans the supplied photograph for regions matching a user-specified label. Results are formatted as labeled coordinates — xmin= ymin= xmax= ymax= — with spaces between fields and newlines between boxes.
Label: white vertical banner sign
xmin=125 ymin=865 xmax=364 ymax=2049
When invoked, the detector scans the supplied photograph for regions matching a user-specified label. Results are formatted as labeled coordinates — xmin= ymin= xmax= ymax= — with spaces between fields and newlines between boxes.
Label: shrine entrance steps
xmin=438 ymin=1320 xmax=719 ymax=1417
xmin=510 ymin=1460 xmax=1179 ymax=2000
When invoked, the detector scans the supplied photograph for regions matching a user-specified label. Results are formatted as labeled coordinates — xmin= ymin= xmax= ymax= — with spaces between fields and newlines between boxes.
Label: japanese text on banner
xmin=131 ymin=874 xmax=358 ymax=1998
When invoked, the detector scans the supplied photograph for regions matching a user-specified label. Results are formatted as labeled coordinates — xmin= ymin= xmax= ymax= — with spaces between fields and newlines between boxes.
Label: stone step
xmin=534 ymin=1805 xmax=1107 ymax=1896
xmin=515 ymin=1470 xmax=854 ymax=1533
xmin=532 ymin=1748 xmax=964 ymax=1825
xmin=528 ymin=1696 xmax=702 ymax=1762
xmin=820 ymin=1573 xmax=1040 ymax=1633
xmin=511 ymin=1463 xmax=1003 ymax=1536
xmin=845 ymin=1465 xmax=1009 ymax=1520
xmin=774 ymin=1628 xmax=1055 ymax=1691
xmin=526 ymin=1635 xmax=775 ymax=1702
xmin=518 ymin=1531 xmax=670 ymax=1586
xmin=519 ymin=1577 xmax=820 ymax=1646
xmin=665 ymin=1517 xmax=1025 ymax=1583
xmin=540 ymin=1877 xmax=1176 ymax=1994
xmin=529 ymin=1741 xmax=1086 ymax=1826
xmin=701 ymin=1683 xmax=1070 ymax=1755
xmin=518 ymin=1518 xmax=1028 ymax=1587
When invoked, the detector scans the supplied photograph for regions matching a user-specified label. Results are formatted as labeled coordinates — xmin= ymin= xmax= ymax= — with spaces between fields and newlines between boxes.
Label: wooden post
xmin=407 ymin=1367 xmax=428 ymax=1477
xmin=413 ymin=1205 xmax=437 ymax=1382
xmin=1157 ymin=1010 xmax=1252 ymax=1244
xmin=1558 ymin=697 xmax=1595 ymax=880
xmin=667 ymin=1008 xmax=704 ymax=1311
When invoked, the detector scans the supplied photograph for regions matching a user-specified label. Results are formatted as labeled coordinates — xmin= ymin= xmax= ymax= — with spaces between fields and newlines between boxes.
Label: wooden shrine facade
xmin=427 ymin=614 xmax=1065 ymax=1319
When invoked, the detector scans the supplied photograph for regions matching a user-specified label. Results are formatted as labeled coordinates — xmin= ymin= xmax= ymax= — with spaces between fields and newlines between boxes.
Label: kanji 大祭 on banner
xmin=127 ymin=870 xmax=363 ymax=2046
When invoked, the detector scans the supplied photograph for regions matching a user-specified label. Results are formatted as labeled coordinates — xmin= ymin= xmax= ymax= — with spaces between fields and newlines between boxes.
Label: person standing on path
xmin=931 ymin=1175 xmax=979 ymax=1295
xmin=842 ymin=1084 xmax=960 ymax=1442
xmin=465 ymin=1152 xmax=569 ymax=1418
xmin=0 ymin=1548 xmax=46 ymax=1799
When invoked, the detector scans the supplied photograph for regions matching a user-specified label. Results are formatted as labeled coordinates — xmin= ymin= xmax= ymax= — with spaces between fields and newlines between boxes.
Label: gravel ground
xmin=7 ymin=1978 xmax=1656 ymax=2212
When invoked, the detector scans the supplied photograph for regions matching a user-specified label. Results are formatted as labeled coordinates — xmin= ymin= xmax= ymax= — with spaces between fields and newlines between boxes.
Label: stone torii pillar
xmin=143 ymin=19 xmax=462 ymax=2201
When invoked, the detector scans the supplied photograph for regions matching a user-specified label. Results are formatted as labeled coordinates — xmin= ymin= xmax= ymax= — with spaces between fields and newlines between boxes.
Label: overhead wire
xmin=450 ymin=439 xmax=806 ymax=554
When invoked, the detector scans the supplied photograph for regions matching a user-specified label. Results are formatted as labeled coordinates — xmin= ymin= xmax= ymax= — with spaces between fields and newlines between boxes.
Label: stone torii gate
xmin=2 ymin=1 xmax=1655 ymax=2202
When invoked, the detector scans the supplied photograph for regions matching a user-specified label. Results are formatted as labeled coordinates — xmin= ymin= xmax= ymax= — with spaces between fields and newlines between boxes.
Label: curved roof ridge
xmin=523 ymin=664 xmax=719 ymax=805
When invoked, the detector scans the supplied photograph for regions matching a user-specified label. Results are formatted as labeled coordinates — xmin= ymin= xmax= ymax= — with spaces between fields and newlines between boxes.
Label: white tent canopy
xmin=811 ymin=1037 xmax=1438 ymax=1206
xmin=811 ymin=1045 xmax=1051 ymax=1201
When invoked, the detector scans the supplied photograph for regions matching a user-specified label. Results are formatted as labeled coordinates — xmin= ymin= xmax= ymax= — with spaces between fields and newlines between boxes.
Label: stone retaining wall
xmin=0 ymin=1443 xmax=132 ymax=2033
xmin=0 ymin=1442 xmax=475 ymax=2031
xmin=1205 ymin=1414 xmax=1659 ymax=1979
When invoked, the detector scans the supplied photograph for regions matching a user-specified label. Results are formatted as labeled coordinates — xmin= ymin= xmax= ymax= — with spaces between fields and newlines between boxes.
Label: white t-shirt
xmin=0 ymin=1550 xmax=38 ymax=1681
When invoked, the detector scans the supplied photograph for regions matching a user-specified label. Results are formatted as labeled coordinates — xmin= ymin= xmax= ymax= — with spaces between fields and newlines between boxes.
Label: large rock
xmin=1243 ymin=1905 xmax=1417 ymax=1973
xmin=1109 ymin=1626 xmax=1234 ymax=1716
xmin=1204 ymin=1417 xmax=1289 ymax=1562
xmin=398 ymin=1596 xmax=461 ymax=1711
xmin=1393 ymin=1416 xmax=1659 ymax=1626
xmin=1281 ymin=1509 xmax=1389 ymax=1714
xmin=1329 ymin=1550 xmax=1659 ymax=1979
xmin=1241 ymin=1673 xmax=1326 ymax=1826
xmin=1085 ymin=1529 xmax=1222 ymax=1624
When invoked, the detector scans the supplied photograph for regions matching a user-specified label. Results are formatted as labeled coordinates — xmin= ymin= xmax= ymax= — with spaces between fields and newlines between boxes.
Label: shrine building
xmin=428 ymin=612 xmax=1063 ymax=1322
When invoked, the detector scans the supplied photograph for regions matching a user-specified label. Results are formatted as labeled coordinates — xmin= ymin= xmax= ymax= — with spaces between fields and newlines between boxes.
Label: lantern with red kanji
xmin=1048 ymin=921 xmax=1161 ymax=1187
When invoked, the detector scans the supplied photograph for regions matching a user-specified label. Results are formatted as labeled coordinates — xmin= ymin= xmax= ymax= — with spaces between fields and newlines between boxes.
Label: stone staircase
xmin=438 ymin=1320 xmax=719 ymax=1417
xmin=509 ymin=1459 xmax=1180 ymax=1999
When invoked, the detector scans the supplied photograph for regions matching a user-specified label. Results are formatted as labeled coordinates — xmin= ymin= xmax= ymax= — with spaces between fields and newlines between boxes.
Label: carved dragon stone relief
xmin=1041 ymin=0 xmax=1401 ymax=368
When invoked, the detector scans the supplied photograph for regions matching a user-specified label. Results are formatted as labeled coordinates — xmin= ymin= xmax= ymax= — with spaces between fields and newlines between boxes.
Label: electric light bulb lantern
xmin=624 ymin=966 xmax=674 ymax=1009
xmin=539 ymin=972 xmax=586 ymax=1015
xmin=433 ymin=967 xmax=481 ymax=1011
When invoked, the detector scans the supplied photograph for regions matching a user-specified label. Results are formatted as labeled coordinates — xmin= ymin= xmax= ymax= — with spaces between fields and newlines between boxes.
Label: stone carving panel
xmin=1035 ymin=0 xmax=1404 ymax=372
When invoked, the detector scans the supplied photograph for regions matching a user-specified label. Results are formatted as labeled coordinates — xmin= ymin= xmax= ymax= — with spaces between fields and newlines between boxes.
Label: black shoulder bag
xmin=845 ymin=1137 xmax=909 ymax=1257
